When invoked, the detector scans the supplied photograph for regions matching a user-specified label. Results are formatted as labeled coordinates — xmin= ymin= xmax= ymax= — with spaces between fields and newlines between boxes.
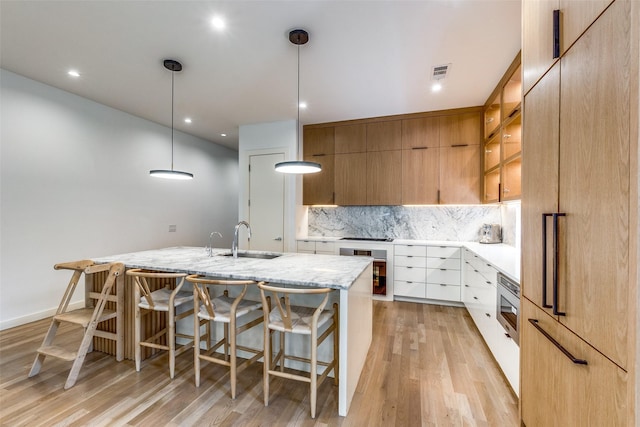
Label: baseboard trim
xmin=0 ymin=301 xmax=85 ymax=331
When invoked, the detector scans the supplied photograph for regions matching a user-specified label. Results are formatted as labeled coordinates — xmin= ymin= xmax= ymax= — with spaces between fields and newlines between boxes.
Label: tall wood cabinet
xmin=520 ymin=1 xmax=638 ymax=425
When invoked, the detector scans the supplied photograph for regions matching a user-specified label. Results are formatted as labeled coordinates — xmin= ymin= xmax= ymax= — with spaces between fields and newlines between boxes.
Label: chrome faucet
xmin=232 ymin=221 xmax=251 ymax=258
xmin=207 ymin=231 xmax=223 ymax=257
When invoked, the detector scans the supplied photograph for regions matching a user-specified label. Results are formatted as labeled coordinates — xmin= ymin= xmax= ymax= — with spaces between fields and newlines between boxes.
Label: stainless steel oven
xmin=339 ymin=247 xmax=388 ymax=296
xmin=497 ymin=272 xmax=520 ymax=345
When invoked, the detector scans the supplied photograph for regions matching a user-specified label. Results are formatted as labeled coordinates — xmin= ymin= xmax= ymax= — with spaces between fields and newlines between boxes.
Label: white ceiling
xmin=0 ymin=1 xmax=521 ymax=150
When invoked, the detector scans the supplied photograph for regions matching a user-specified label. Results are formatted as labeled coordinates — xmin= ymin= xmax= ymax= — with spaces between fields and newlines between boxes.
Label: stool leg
xmin=230 ymin=316 xmax=237 ymax=399
xmin=333 ymin=303 xmax=339 ymax=385
xmin=134 ymin=288 xmax=142 ymax=372
xmin=168 ymin=307 xmax=176 ymax=379
xmin=310 ymin=327 xmax=318 ymax=419
xmin=279 ymin=331 xmax=285 ymax=372
xmin=263 ymin=326 xmax=271 ymax=406
xmin=194 ymin=291 xmax=201 ymax=387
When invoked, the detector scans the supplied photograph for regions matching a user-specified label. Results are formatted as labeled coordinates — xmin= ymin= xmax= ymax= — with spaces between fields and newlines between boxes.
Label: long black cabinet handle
xmin=553 ymin=10 xmax=561 ymax=59
xmin=541 ymin=214 xmax=553 ymax=309
xmin=553 ymin=213 xmax=566 ymax=316
xmin=528 ymin=319 xmax=587 ymax=365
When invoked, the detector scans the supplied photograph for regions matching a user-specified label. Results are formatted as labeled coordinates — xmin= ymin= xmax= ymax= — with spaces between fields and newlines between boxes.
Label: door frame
xmin=240 ymin=147 xmax=297 ymax=253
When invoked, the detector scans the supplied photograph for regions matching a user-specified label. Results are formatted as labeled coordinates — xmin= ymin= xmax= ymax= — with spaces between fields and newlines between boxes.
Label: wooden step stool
xmin=28 ymin=260 xmax=125 ymax=389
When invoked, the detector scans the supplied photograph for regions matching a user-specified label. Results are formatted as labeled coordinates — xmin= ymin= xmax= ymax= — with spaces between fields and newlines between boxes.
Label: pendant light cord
xmin=170 ymin=68 xmax=175 ymax=171
xmin=296 ymin=41 xmax=301 ymax=158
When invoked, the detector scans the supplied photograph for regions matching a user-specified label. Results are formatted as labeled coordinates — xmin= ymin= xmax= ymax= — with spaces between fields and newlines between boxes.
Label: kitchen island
xmin=92 ymin=246 xmax=373 ymax=417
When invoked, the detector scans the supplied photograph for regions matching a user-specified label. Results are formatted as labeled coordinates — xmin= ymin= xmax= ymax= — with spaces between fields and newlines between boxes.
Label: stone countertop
xmin=462 ymin=242 xmax=520 ymax=283
xmin=92 ymin=246 xmax=372 ymax=290
xmin=299 ymin=237 xmax=520 ymax=283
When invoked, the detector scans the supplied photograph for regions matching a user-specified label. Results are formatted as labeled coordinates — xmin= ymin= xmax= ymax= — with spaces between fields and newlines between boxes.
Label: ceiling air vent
xmin=431 ymin=63 xmax=451 ymax=80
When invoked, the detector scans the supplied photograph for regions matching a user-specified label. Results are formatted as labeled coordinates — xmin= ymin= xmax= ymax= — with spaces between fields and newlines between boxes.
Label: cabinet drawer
xmin=394 ymin=244 xmax=427 ymax=257
xmin=426 ymin=257 xmax=460 ymax=270
xmin=426 ymin=283 xmax=461 ymax=302
xmin=480 ymin=264 xmax=499 ymax=285
xmin=315 ymin=241 xmax=335 ymax=254
xmin=427 ymin=246 xmax=461 ymax=258
xmin=426 ymin=268 xmax=460 ymax=285
xmin=297 ymin=240 xmax=315 ymax=252
xmin=394 ymin=281 xmax=426 ymax=298
xmin=394 ymin=255 xmax=426 ymax=268
xmin=395 ymin=266 xmax=426 ymax=282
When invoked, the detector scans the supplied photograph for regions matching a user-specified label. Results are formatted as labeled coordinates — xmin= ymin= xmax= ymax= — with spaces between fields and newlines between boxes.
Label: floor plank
xmin=0 ymin=301 xmax=518 ymax=426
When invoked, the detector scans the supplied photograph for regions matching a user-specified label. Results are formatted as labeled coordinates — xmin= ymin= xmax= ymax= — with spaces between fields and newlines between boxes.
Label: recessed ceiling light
xmin=211 ymin=16 xmax=225 ymax=30
xmin=68 ymin=70 xmax=80 ymax=77
xmin=220 ymin=133 xmax=227 ymax=137
xmin=431 ymin=82 xmax=442 ymax=92
xmin=299 ymin=102 xmax=307 ymax=109
xmin=184 ymin=118 xmax=192 ymax=124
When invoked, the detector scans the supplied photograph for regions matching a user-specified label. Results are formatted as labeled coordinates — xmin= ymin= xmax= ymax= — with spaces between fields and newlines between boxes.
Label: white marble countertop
xmin=462 ymin=242 xmax=520 ymax=283
xmin=298 ymin=236 xmax=520 ymax=283
xmin=92 ymin=246 xmax=372 ymax=290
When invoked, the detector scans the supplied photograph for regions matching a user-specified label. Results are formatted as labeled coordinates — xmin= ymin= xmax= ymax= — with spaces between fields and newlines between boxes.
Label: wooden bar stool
xmin=186 ymin=275 xmax=265 ymax=399
xmin=257 ymin=283 xmax=338 ymax=419
xmin=29 ymin=261 xmax=124 ymax=389
xmin=126 ymin=269 xmax=207 ymax=379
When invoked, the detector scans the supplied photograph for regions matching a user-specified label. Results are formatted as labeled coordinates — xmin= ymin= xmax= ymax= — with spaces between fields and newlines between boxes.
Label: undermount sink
xmin=221 ymin=252 xmax=282 ymax=260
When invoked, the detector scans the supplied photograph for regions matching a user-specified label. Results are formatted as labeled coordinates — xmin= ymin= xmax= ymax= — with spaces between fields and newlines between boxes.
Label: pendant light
xmin=275 ymin=29 xmax=322 ymax=174
xmin=150 ymin=59 xmax=194 ymax=180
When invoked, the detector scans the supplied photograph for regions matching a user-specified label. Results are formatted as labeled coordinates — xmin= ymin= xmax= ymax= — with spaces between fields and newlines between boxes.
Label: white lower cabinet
xmin=394 ymin=244 xmax=461 ymax=303
xmin=296 ymin=239 xmax=335 ymax=255
xmin=394 ymin=246 xmax=427 ymax=299
xmin=394 ymin=280 xmax=425 ymax=298
xmin=462 ymin=248 xmax=519 ymax=396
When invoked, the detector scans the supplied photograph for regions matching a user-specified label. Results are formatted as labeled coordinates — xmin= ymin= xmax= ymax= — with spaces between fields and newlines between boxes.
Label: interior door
xmin=248 ymin=153 xmax=284 ymax=252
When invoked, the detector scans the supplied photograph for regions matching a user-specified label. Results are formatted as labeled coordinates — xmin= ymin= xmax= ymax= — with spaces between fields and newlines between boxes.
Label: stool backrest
xmin=257 ymin=283 xmax=332 ymax=332
xmin=186 ymin=275 xmax=258 ymax=319
xmin=126 ymin=269 xmax=187 ymax=309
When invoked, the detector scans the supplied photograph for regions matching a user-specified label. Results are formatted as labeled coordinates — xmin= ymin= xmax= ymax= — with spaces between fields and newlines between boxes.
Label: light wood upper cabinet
xmin=334 ymin=153 xmax=366 ymax=205
xmin=438 ymin=112 xmax=481 ymax=147
xmin=335 ymin=124 xmax=366 ymax=154
xmin=303 ymin=127 xmax=334 ymax=156
xmin=482 ymin=52 xmax=522 ymax=203
xmin=302 ymin=126 xmax=335 ymax=205
xmin=366 ymin=120 xmax=402 ymax=152
xmin=402 ymin=148 xmax=439 ymax=205
xmin=401 ymin=117 xmax=439 ymax=149
xmin=302 ymin=154 xmax=335 ymax=205
xmin=367 ymin=150 xmax=402 ymax=205
xmin=303 ymin=108 xmax=483 ymax=205
xmin=439 ymin=145 xmax=480 ymax=204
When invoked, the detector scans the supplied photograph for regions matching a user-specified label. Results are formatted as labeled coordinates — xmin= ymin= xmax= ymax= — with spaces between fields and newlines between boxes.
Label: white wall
xmin=238 ymin=120 xmax=302 ymax=253
xmin=0 ymin=69 xmax=239 ymax=329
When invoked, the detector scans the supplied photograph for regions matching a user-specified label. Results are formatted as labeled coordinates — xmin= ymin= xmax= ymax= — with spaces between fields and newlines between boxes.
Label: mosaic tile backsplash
xmin=307 ymin=205 xmax=518 ymax=244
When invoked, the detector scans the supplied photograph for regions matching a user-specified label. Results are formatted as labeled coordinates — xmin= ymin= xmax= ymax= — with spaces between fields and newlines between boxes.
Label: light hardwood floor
xmin=0 ymin=301 xmax=518 ymax=426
